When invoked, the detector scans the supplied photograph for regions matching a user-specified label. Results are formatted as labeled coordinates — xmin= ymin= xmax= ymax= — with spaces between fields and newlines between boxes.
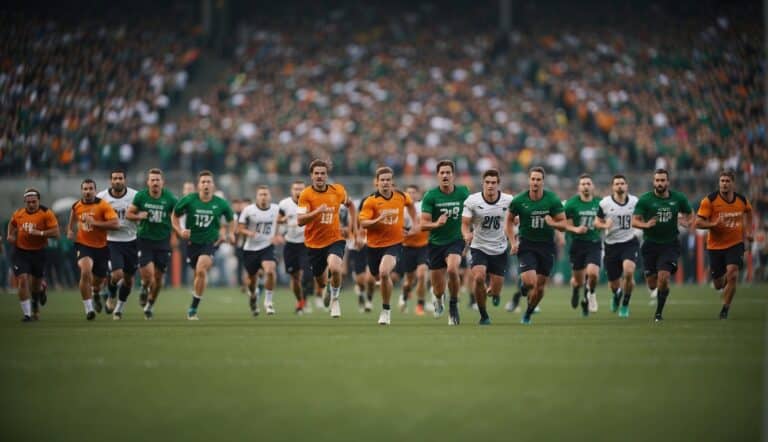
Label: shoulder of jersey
xmin=734 ymin=192 xmax=748 ymax=204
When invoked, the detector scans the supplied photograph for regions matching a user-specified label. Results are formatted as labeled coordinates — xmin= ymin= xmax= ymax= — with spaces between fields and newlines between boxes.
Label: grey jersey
xmin=598 ymin=194 xmax=639 ymax=244
xmin=239 ymin=203 xmax=279 ymax=251
xmin=462 ymin=192 xmax=514 ymax=255
xmin=278 ymin=197 xmax=305 ymax=244
xmin=97 ymin=187 xmax=138 ymax=242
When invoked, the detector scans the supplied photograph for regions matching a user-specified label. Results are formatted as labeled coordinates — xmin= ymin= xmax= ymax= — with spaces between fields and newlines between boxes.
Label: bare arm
xmin=227 ymin=219 xmax=237 ymax=244
xmin=66 ymin=208 xmax=76 ymax=240
xmin=91 ymin=217 xmax=120 ymax=230
xmin=345 ymin=199 xmax=358 ymax=238
xmin=461 ymin=216 xmax=473 ymax=244
xmin=126 ymin=204 xmax=148 ymax=221
xmin=171 ymin=213 xmax=190 ymax=239
xmin=632 ymin=214 xmax=657 ymax=230
xmin=594 ymin=216 xmax=613 ymax=230
xmin=297 ymin=204 xmax=327 ymax=226
xmin=6 ymin=219 xmax=17 ymax=243
xmin=405 ymin=202 xmax=419 ymax=233
xmin=420 ymin=211 xmax=447 ymax=231
xmin=745 ymin=212 xmax=754 ymax=243
xmin=546 ymin=213 xmax=587 ymax=234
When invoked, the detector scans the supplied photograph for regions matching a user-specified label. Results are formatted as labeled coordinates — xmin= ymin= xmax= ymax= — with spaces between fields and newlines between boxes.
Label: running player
xmin=97 ymin=169 xmax=138 ymax=319
xmin=239 ymin=185 xmax=283 ymax=316
xmin=461 ymin=169 xmax=514 ymax=325
xmin=359 ymin=166 xmax=418 ymax=325
xmin=278 ymin=180 xmax=313 ymax=314
xmin=695 ymin=169 xmax=753 ymax=319
xmin=127 ymin=168 xmax=178 ymax=319
xmin=508 ymin=167 xmax=585 ymax=325
xmin=398 ymin=184 xmax=430 ymax=316
xmin=632 ymin=168 xmax=694 ymax=322
xmin=7 ymin=188 xmax=59 ymax=321
xmin=421 ymin=159 xmax=470 ymax=326
xmin=172 ymin=170 xmax=236 ymax=320
xmin=563 ymin=174 xmax=602 ymax=316
xmin=595 ymin=174 xmax=639 ymax=318
xmin=297 ymin=159 xmax=357 ymax=318
xmin=67 ymin=179 xmax=119 ymax=320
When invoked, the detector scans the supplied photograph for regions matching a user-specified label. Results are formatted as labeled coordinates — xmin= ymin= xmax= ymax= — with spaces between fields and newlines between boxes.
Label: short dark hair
xmin=291 ymin=180 xmax=305 ymax=186
xmin=654 ymin=168 xmax=669 ymax=178
xmin=719 ymin=169 xmax=736 ymax=181
xmin=309 ymin=159 xmax=329 ymax=174
xmin=482 ymin=169 xmax=500 ymax=181
xmin=406 ymin=184 xmax=419 ymax=191
xmin=611 ymin=174 xmax=627 ymax=184
xmin=436 ymin=159 xmax=455 ymax=173
xmin=256 ymin=185 xmax=269 ymax=191
xmin=375 ymin=166 xmax=394 ymax=179
xmin=81 ymin=178 xmax=96 ymax=188
xmin=148 ymin=168 xmax=163 ymax=176
xmin=529 ymin=166 xmax=546 ymax=177
xmin=578 ymin=173 xmax=592 ymax=181
xmin=198 ymin=170 xmax=213 ymax=178
xmin=110 ymin=169 xmax=126 ymax=178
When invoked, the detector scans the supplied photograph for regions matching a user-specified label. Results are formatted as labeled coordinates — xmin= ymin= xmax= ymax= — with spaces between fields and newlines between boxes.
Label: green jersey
xmin=509 ymin=190 xmax=564 ymax=242
xmin=173 ymin=193 xmax=234 ymax=245
xmin=633 ymin=190 xmax=692 ymax=244
xmin=421 ymin=185 xmax=470 ymax=245
xmin=564 ymin=195 xmax=601 ymax=242
xmin=132 ymin=188 xmax=178 ymax=241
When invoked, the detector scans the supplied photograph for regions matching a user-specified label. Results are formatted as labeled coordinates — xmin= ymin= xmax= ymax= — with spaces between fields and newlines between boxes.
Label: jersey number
xmin=578 ymin=215 xmax=594 ymax=229
xmin=481 ymin=215 xmax=501 ymax=230
xmin=149 ymin=209 xmax=165 ymax=223
xmin=194 ymin=214 xmax=213 ymax=228
xmin=439 ymin=207 xmax=461 ymax=219
xmin=618 ymin=215 xmax=631 ymax=230
xmin=531 ymin=215 xmax=545 ymax=229
xmin=252 ymin=222 xmax=272 ymax=234
xmin=656 ymin=210 xmax=672 ymax=223
xmin=320 ymin=212 xmax=334 ymax=224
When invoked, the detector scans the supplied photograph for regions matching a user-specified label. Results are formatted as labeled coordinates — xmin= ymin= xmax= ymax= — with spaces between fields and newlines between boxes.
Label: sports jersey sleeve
xmin=678 ymin=194 xmax=693 ymax=214
xmin=221 ymin=200 xmax=234 ymax=222
xmin=297 ymin=190 xmax=310 ymax=215
xmin=174 ymin=195 xmax=190 ymax=216
xmin=549 ymin=194 xmax=565 ymax=215
xmin=238 ymin=207 xmax=250 ymax=225
xmin=633 ymin=197 xmax=647 ymax=217
xmin=597 ymin=200 xmax=606 ymax=219
xmin=745 ymin=198 xmax=753 ymax=213
xmin=421 ymin=192 xmax=434 ymax=217
xmin=359 ymin=197 xmax=375 ymax=221
xmin=45 ymin=210 xmax=59 ymax=230
xmin=132 ymin=191 xmax=146 ymax=210
xmin=696 ymin=197 xmax=712 ymax=219
xmin=461 ymin=196 xmax=474 ymax=218
xmin=101 ymin=201 xmax=118 ymax=220
xmin=564 ymin=198 xmax=575 ymax=219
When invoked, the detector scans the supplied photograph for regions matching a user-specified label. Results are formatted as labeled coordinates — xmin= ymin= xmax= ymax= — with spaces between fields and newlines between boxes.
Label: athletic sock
xmin=655 ymin=288 xmax=669 ymax=315
xmin=108 ymin=280 xmax=119 ymax=298
xmin=478 ymin=304 xmax=489 ymax=319
xmin=265 ymin=290 xmax=273 ymax=305
xmin=417 ymin=299 xmax=425 ymax=306
xmin=448 ymin=297 xmax=458 ymax=316
xmin=191 ymin=294 xmax=202 ymax=310
xmin=83 ymin=299 xmax=94 ymax=313
xmin=118 ymin=284 xmax=131 ymax=302
xmin=721 ymin=304 xmax=730 ymax=314
xmin=572 ymin=285 xmax=581 ymax=301
xmin=330 ymin=285 xmax=340 ymax=299
xmin=20 ymin=299 xmax=32 ymax=316
xmin=383 ymin=303 xmax=390 ymax=311
xmin=622 ymin=289 xmax=632 ymax=306
xmin=525 ymin=304 xmax=536 ymax=317
xmin=115 ymin=300 xmax=125 ymax=314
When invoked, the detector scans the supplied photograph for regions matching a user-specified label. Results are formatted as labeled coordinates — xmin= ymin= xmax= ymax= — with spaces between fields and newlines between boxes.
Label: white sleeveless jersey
xmin=278 ymin=197 xmax=305 ymax=243
xmin=462 ymin=192 xmax=514 ymax=255
xmin=239 ymin=203 xmax=280 ymax=251
xmin=97 ymin=187 xmax=138 ymax=242
xmin=598 ymin=194 xmax=639 ymax=244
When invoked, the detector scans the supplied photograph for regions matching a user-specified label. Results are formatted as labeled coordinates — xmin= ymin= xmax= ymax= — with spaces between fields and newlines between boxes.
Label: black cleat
xmin=490 ymin=294 xmax=501 ymax=307
xmin=144 ymin=309 xmax=153 ymax=320
xmin=22 ymin=315 xmax=33 ymax=322
xmin=139 ymin=285 xmax=149 ymax=307
xmin=571 ymin=290 xmax=579 ymax=309
xmin=86 ymin=311 xmax=96 ymax=321
xmin=580 ymin=300 xmax=589 ymax=317
xmin=249 ymin=295 xmax=258 ymax=316
xmin=39 ymin=289 xmax=47 ymax=307
xmin=719 ymin=308 xmax=728 ymax=320
xmin=654 ymin=313 xmax=663 ymax=322
xmin=93 ymin=295 xmax=103 ymax=313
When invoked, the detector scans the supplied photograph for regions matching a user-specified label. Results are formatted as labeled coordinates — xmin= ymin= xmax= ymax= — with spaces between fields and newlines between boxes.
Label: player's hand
xmin=138 ymin=211 xmax=149 ymax=220
xmin=180 ymin=229 xmax=191 ymax=240
xmin=646 ymin=217 xmax=657 ymax=228
xmin=83 ymin=214 xmax=95 ymax=224
xmin=272 ymin=234 xmax=286 ymax=246
xmin=509 ymin=242 xmax=519 ymax=255
xmin=463 ymin=232 xmax=473 ymax=244
xmin=573 ymin=225 xmax=588 ymax=234
xmin=604 ymin=218 xmax=614 ymax=229
xmin=436 ymin=213 xmax=448 ymax=226
xmin=228 ymin=233 xmax=236 ymax=244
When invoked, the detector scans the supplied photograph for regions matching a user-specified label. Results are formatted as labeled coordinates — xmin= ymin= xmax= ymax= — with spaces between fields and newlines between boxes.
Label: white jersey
xmin=97 ymin=187 xmax=138 ymax=242
xmin=598 ymin=194 xmax=639 ymax=244
xmin=278 ymin=197 xmax=305 ymax=243
xmin=239 ymin=203 xmax=280 ymax=251
xmin=462 ymin=192 xmax=514 ymax=255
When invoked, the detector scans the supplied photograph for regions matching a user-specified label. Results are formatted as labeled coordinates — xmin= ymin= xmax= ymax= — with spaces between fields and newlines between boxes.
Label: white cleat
xmin=398 ymin=296 xmax=407 ymax=313
xmin=314 ymin=297 xmax=326 ymax=311
xmin=330 ymin=298 xmax=341 ymax=318
xmin=448 ymin=315 xmax=458 ymax=326
xmin=432 ymin=296 xmax=444 ymax=318
xmin=265 ymin=303 xmax=276 ymax=315
xmin=650 ymin=288 xmax=658 ymax=299
xmin=378 ymin=309 xmax=391 ymax=325
xmin=587 ymin=293 xmax=598 ymax=313
xmin=364 ymin=299 xmax=373 ymax=313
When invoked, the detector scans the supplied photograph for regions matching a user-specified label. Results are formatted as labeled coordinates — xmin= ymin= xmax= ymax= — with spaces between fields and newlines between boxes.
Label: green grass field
xmin=0 ymin=283 xmax=764 ymax=442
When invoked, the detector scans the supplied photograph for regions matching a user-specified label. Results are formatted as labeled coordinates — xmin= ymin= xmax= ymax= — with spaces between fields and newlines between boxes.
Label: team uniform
xmin=239 ymin=203 xmax=280 ymax=275
xmin=359 ymin=190 xmax=412 ymax=277
xmin=173 ymin=193 xmax=234 ymax=268
xmin=564 ymin=195 xmax=602 ymax=271
xmin=598 ymin=195 xmax=640 ymax=281
xmin=400 ymin=202 xmax=429 ymax=274
xmin=297 ymin=183 xmax=349 ymax=277
xmin=508 ymin=190 xmax=565 ymax=277
xmin=10 ymin=206 xmax=59 ymax=278
xmin=278 ymin=196 xmax=308 ymax=276
xmin=633 ymin=191 xmax=692 ymax=276
xmin=421 ymin=185 xmax=470 ymax=269
xmin=72 ymin=198 xmax=119 ymax=277
xmin=97 ymin=188 xmax=139 ymax=276
xmin=132 ymin=188 xmax=178 ymax=273
xmin=696 ymin=192 xmax=752 ymax=279
xmin=462 ymin=192 xmax=514 ymax=276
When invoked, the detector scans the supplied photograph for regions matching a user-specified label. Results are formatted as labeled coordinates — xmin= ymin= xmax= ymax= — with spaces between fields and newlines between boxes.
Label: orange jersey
xmin=298 ymin=184 xmax=348 ymax=249
xmin=10 ymin=206 xmax=58 ymax=251
xmin=697 ymin=192 xmax=752 ymax=250
xmin=71 ymin=198 xmax=118 ymax=248
xmin=359 ymin=190 xmax=413 ymax=248
xmin=403 ymin=201 xmax=428 ymax=248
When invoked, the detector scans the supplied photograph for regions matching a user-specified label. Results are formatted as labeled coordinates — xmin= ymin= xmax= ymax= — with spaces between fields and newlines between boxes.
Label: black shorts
xmin=75 ymin=244 xmax=110 ymax=278
xmin=603 ymin=238 xmax=639 ymax=281
xmin=641 ymin=240 xmax=680 ymax=276
xmin=137 ymin=238 xmax=172 ymax=273
xmin=367 ymin=244 xmax=403 ymax=277
xmin=243 ymin=246 xmax=276 ymax=275
xmin=307 ymin=240 xmax=346 ymax=278
xmin=347 ymin=247 xmax=368 ymax=275
xmin=12 ymin=248 xmax=46 ymax=278
xmin=186 ymin=242 xmax=217 ymax=269
xmin=708 ymin=243 xmax=745 ymax=280
xmin=108 ymin=240 xmax=138 ymax=275
xmin=517 ymin=238 xmax=556 ymax=277
xmin=569 ymin=239 xmax=602 ymax=271
xmin=400 ymin=245 xmax=428 ymax=274
xmin=470 ymin=248 xmax=508 ymax=277
xmin=283 ymin=241 xmax=307 ymax=275
xmin=428 ymin=239 xmax=465 ymax=270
